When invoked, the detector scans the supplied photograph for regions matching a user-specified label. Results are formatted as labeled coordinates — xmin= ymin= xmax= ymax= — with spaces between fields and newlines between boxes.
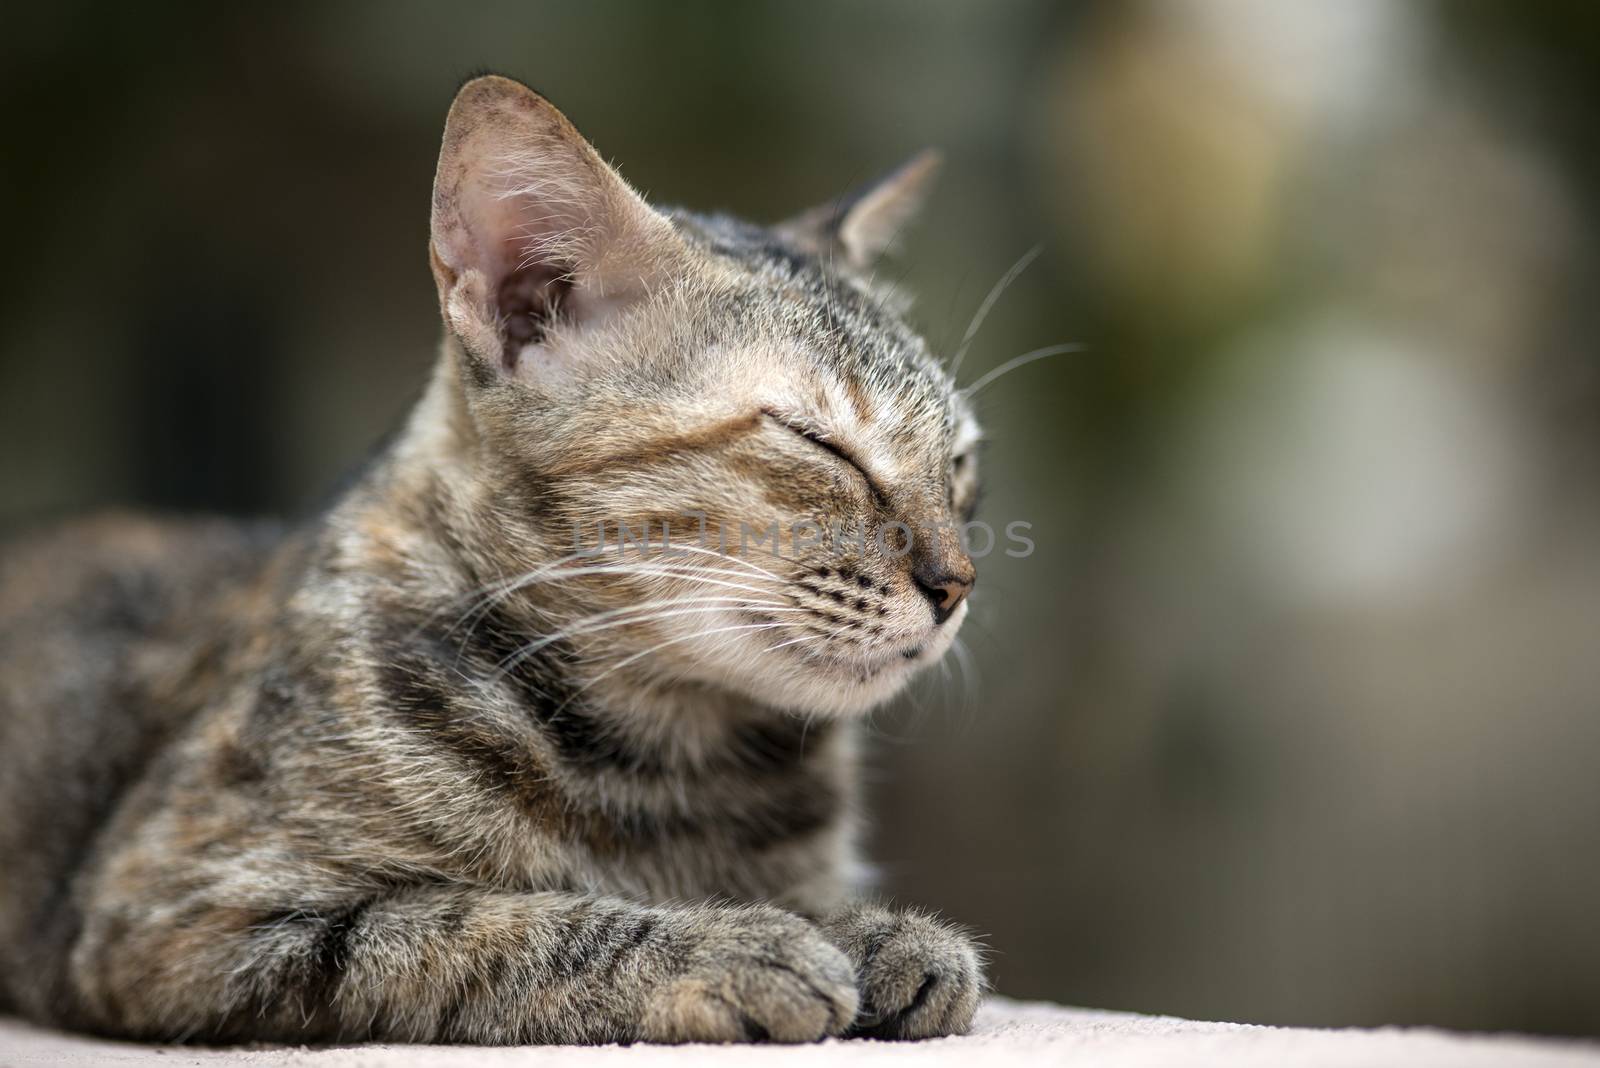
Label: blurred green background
xmin=5 ymin=0 xmax=1599 ymax=1037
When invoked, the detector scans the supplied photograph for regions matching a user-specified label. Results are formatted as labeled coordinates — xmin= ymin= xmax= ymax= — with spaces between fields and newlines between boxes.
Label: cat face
xmin=428 ymin=77 xmax=978 ymax=715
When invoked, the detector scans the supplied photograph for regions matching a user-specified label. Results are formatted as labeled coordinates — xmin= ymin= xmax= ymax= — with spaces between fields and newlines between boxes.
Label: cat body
xmin=0 ymin=76 xmax=983 ymax=1045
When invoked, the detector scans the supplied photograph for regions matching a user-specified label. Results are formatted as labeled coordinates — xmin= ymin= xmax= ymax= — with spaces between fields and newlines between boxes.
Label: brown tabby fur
xmin=0 ymin=75 xmax=984 ymax=1045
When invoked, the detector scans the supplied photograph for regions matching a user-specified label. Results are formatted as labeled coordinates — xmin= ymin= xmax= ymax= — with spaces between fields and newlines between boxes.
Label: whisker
xmin=439 ymin=538 xmax=787 ymax=637
xmin=764 ymin=632 xmax=826 ymax=653
xmin=960 ymin=343 xmax=1084 ymax=398
xmin=480 ymin=562 xmax=782 ymax=602
xmin=949 ymin=244 xmax=1043 ymax=379
xmin=490 ymin=601 xmax=806 ymax=679
xmin=622 ymin=540 xmax=788 ymax=583
xmin=437 ymin=552 xmax=790 ymax=663
xmin=433 ymin=548 xmax=625 ymax=635
xmin=499 ymin=592 xmax=783 ymax=653
xmin=949 ymin=634 xmax=981 ymax=718
xmin=560 ymin=621 xmax=793 ymax=706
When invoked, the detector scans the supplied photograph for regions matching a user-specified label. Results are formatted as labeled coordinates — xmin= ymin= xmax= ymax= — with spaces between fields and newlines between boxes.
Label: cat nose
xmin=911 ymin=561 xmax=974 ymax=625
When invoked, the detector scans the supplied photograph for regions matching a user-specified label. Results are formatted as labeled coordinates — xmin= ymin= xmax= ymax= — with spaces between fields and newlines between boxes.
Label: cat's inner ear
xmin=778 ymin=149 xmax=941 ymax=271
xmin=429 ymin=75 xmax=684 ymax=380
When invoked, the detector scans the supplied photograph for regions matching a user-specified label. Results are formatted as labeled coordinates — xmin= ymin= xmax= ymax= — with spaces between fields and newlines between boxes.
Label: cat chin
xmin=729 ymin=635 xmax=960 ymax=716
xmin=742 ymin=667 xmax=919 ymax=718
xmin=665 ymin=605 xmax=968 ymax=716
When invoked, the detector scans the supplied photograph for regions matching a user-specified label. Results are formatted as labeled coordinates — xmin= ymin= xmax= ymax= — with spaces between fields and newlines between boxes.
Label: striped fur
xmin=0 ymin=75 xmax=982 ymax=1044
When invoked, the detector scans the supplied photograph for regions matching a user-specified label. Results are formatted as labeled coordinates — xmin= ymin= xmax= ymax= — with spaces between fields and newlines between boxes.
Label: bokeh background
xmin=5 ymin=0 xmax=1599 ymax=1037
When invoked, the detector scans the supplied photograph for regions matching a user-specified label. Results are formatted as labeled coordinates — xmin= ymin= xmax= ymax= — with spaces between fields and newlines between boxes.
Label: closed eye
xmin=762 ymin=409 xmax=887 ymax=506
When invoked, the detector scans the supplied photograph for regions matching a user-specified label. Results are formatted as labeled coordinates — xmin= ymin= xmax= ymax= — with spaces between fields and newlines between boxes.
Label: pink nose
xmin=911 ymin=564 xmax=974 ymax=625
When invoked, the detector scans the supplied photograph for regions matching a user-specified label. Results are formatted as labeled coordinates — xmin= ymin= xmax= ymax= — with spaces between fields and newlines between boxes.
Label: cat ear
xmin=429 ymin=75 xmax=685 ymax=381
xmin=777 ymin=149 xmax=941 ymax=271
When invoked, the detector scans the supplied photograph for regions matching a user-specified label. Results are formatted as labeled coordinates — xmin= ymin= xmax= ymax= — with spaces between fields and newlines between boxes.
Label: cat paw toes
xmin=641 ymin=908 xmax=858 ymax=1044
xmin=841 ymin=911 xmax=984 ymax=1040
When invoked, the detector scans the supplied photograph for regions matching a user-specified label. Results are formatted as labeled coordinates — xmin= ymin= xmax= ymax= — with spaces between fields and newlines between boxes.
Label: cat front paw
xmin=822 ymin=905 xmax=984 ymax=1040
xmin=641 ymin=906 xmax=858 ymax=1044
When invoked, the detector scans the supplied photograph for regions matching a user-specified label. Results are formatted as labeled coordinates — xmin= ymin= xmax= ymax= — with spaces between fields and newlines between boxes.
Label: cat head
xmin=425 ymin=75 xmax=978 ymax=716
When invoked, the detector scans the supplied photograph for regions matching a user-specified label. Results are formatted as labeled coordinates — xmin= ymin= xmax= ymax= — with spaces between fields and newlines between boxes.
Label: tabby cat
xmin=0 ymin=75 xmax=985 ymax=1045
